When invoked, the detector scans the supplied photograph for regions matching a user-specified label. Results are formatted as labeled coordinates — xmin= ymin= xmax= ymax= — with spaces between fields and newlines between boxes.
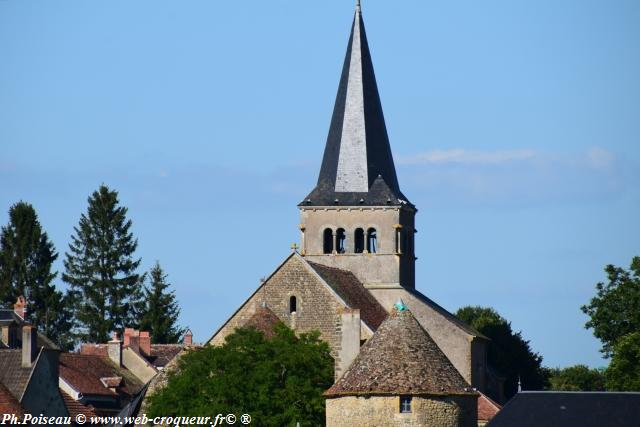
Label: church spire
xmin=302 ymin=2 xmax=409 ymax=207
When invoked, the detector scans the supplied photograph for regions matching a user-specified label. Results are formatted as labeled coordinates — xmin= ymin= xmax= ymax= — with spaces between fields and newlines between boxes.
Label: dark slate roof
xmin=325 ymin=306 xmax=474 ymax=397
xmin=59 ymin=354 xmax=144 ymax=398
xmin=308 ymin=261 xmax=387 ymax=330
xmin=301 ymin=6 xmax=412 ymax=208
xmin=244 ymin=305 xmax=283 ymax=339
xmin=0 ymin=349 xmax=36 ymax=401
xmin=486 ymin=392 xmax=640 ymax=427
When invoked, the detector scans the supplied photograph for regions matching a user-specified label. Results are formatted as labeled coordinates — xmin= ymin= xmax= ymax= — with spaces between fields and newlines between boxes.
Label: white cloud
xmin=398 ymin=148 xmax=538 ymax=165
xmin=586 ymin=147 xmax=614 ymax=171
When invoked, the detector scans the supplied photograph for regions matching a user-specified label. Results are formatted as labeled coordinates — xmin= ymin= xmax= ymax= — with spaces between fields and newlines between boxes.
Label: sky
xmin=1 ymin=1 xmax=638 ymax=369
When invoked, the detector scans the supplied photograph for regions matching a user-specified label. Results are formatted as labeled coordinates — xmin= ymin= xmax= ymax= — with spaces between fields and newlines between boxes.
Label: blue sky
xmin=1 ymin=1 xmax=638 ymax=369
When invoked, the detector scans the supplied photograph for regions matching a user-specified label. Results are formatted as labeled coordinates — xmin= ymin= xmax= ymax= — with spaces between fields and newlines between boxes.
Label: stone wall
xmin=208 ymin=255 xmax=348 ymax=373
xmin=326 ymin=395 xmax=477 ymax=427
xmin=301 ymin=206 xmax=415 ymax=288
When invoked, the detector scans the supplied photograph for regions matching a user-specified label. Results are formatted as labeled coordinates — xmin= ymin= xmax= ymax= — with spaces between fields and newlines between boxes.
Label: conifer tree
xmin=63 ymin=185 xmax=144 ymax=343
xmin=0 ymin=201 xmax=73 ymax=349
xmin=140 ymin=261 xmax=184 ymax=344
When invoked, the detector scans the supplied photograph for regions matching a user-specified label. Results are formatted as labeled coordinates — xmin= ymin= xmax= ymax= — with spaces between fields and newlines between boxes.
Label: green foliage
xmin=0 ymin=202 xmax=73 ymax=349
xmin=147 ymin=324 xmax=334 ymax=426
xmin=63 ymin=185 xmax=144 ymax=343
xmin=547 ymin=365 xmax=605 ymax=391
xmin=456 ymin=306 xmax=548 ymax=401
xmin=605 ymin=331 xmax=640 ymax=391
xmin=581 ymin=256 xmax=640 ymax=357
xmin=139 ymin=261 xmax=184 ymax=344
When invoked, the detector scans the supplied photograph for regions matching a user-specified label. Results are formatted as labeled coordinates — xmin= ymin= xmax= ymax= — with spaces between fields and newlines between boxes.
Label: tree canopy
xmin=139 ymin=261 xmax=184 ymax=344
xmin=0 ymin=202 xmax=73 ymax=349
xmin=581 ymin=256 xmax=640 ymax=357
xmin=456 ymin=306 xmax=548 ymax=401
xmin=582 ymin=257 xmax=640 ymax=391
xmin=147 ymin=324 xmax=334 ymax=426
xmin=547 ymin=365 xmax=605 ymax=391
xmin=63 ymin=185 xmax=144 ymax=343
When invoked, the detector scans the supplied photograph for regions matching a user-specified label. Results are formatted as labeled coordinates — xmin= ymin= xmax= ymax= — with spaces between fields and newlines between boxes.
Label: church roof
xmin=308 ymin=262 xmax=387 ymax=330
xmin=325 ymin=305 xmax=474 ymax=397
xmin=301 ymin=3 xmax=411 ymax=208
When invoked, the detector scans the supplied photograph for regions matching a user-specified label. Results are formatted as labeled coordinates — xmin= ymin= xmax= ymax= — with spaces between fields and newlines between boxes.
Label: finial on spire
xmin=356 ymin=0 xmax=361 ymax=13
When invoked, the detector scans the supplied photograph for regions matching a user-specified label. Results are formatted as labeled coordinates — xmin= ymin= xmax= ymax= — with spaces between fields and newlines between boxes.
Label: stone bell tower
xmin=299 ymin=2 xmax=416 ymax=289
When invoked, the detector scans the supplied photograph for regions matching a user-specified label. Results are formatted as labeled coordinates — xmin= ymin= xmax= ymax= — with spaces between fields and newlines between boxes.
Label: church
xmin=208 ymin=2 xmax=498 ymax=425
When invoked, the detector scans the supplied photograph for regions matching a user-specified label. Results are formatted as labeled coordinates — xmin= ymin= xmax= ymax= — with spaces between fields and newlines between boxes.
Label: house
xmin=486 ymin=391 xmax=640 ymax=427
xmin=0 ymin=298 xmax=68 ymax=418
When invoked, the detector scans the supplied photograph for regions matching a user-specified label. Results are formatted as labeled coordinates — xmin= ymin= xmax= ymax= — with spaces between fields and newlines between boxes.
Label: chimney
xmin=336 ymin=309 xmax=361 ymax=379
xmin=139 ymin=331 xmax=151 ymax=356
xmin=108 ymin=331 xmax=122 ymax=366
xmin=21 ymin=325 xmax=38 ymax=368
xmin=183 ymin=329 xmax=193 ymax=346
xmin=14 ymin=296 xmax=26 ymax=319
xmin=124 ymin=328 xmax=140 ymax=353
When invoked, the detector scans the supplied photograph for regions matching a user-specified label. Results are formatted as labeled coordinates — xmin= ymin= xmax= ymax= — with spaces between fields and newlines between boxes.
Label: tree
xmin=0 ymin=202 xmax=72 ymax=348
xmin=581 ymin=257 xmax=640 ymax=357
xmin=63 ymin=185 xmax=144 ymax=343
xmin=605 ymin=331 xmax=640 ymax=391
xmin=456 ymin=306 xmax=548 ymax=401
xmin=147 ymin=324 xmax=334 ymax=426
xmin=139 ymin=261 xmax=184 ymax=344
xmin=547 ymin=365 xmax=605 ymax=391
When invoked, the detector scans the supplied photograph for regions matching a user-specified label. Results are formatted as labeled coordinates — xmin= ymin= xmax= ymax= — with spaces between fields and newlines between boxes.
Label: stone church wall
xmin=208 ymin=255 xmax=345 ymax=367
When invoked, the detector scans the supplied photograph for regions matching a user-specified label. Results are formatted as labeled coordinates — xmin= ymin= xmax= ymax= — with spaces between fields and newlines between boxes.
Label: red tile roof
xmin=59 ymin=354 xmax=143 ymax=397
xmin=244 ymin=305 xmax=282 ymax=338
xmin=478 ymin=391 xmax=502 ymax=422
xmin=60 ymin=389 xmax=97 ymax=418
xmin=81 ymin=342 xmax=183 ymax=369
xmin=0 ymin=382 xmax=24 ymax=418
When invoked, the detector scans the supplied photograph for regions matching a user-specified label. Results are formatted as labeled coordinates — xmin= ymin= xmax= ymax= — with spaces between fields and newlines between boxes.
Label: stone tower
xmin=299 ymin=2 xmax=416 ymax=289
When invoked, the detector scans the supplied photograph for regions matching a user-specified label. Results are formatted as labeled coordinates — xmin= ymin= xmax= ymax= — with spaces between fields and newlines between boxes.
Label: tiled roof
xmin=307 ymin=261 xmax=387 ymax=330
xmin=59 ymin=354 xmax=143 ymax=398
xmin=325 ymin=306 xmax=474 ymax=397
xmin=478 ymin=391 xmax=502 ymax=422
xmin=60 ymin=389 xmax=97 ymax=418
xmin=0 ymin=349 xmax=36 ymax=400
xmin=0 ymin=382 xmax=24 ymax=418
xmin=81 ymin=342 xmax=183 ymax=369
xmin=486 ymin=392 xmax=640 ymax=427
xmin=80 ymin=344 xmax=108 ymax=357
xmin=148 ymin=345 xmax=183 ymax=368
xmin=244 ymin=305 xmax=282 ymax=339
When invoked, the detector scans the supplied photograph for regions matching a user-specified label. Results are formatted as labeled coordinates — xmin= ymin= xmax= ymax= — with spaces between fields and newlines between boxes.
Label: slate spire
xmin=302 ymin=2 xmax=410 ymax=207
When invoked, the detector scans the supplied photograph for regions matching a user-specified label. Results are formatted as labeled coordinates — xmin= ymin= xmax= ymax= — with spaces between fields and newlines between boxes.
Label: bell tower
xmin=299 ymin=2 xmax=416 ymax=289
